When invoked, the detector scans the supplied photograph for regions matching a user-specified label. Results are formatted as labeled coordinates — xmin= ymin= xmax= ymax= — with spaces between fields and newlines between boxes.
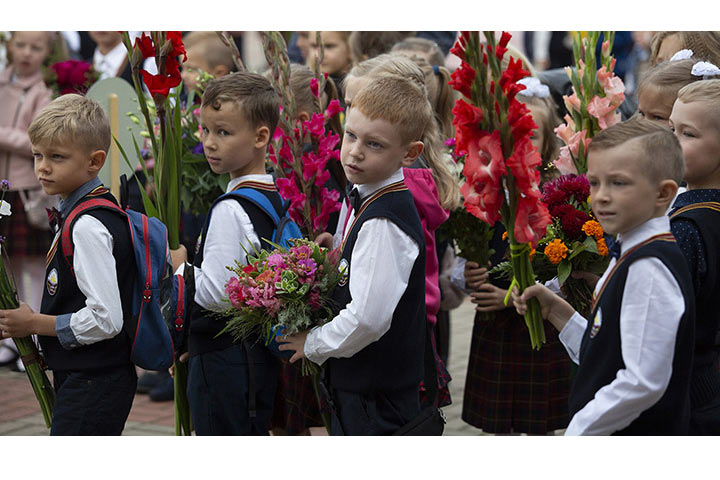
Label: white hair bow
xmin=670 ymin=49 xmax=693 ymax=61
xmin=691 ymin=61 xmax=720 ymax=79
xmin=517 ymin=77 xmax=550 ymax=98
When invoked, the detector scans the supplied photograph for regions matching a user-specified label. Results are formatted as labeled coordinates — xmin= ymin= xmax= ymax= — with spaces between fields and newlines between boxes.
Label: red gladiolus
xmin=325 ymin=99 xmax=342 ymax=118
xmin=452 ymin=99 xmax=483 ymax=153
xmin=507 ymin=98 xmax=537 ymax=142
xmin=461 ymin=131 xmax=506 ymax=225
xmin=505 ymin=136 xmax=542 ymax=194
xmin=310 ymin=78 xmax=319 ymax=98
xmin=514 ymin=193 xmax=551 ymax=245
xmin=141 ymin=68 xmax=182 ymax=97
xmin=166 ymin=31 xmax=187 ymax=62
xmin=449 ymin=61 xmax=475 ymax=99
xmin=134 ymin=32 xmax=154 ymax=59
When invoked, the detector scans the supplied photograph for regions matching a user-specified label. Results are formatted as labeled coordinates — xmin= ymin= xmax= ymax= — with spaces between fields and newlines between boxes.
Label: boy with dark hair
xmin=513 ymin=118 xmax=696 ymax=435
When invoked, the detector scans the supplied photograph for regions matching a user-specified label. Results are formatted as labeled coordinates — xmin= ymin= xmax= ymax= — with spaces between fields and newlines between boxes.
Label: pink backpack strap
xmin=61 ymin=198 xmax=126 ymax=275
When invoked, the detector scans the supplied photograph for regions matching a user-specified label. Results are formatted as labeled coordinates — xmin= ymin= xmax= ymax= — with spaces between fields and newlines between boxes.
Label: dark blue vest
xmin=568 ymin=234 xmax=695 ymax=435
xmin=327 ymin=182 xmax=426 ymax=393
xmin=188 ymin=183 xmax=283 ymax=357
xmin=38 ymin=190 xmax=135 ymax=372
xmin=671 ymin=201 xmax=720 ymax=408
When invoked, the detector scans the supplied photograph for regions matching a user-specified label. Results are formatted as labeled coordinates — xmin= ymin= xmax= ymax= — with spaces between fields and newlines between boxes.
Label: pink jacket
xmin=403 ymin=168 xmax=449 ymax=325
xmin=0 ymin=66 xmax=52 ymax=190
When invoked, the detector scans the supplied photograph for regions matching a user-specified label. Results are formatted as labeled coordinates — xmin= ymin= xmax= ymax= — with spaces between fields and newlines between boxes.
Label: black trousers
xmin=330 ymin=385 xmax=420 ymax=435
xmin=50 ymin=364 xmax=137 ymax=436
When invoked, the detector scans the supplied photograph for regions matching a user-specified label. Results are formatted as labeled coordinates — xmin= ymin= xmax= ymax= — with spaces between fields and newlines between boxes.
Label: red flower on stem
xmin=449 ymin=61 xmax=476 ymax=99
xmin=514 ymin=193 xmax=551 ymax=245
xmin=505 ymin=136 xmax=542 ymax=194
xmin=461 ymin=131 xmax=506 ymax=225
xmin=452 ymin=99 xmax=484 ymax=154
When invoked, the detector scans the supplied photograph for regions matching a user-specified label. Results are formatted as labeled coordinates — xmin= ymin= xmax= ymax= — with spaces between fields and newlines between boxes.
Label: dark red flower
xmin=449 ymin=61 xmax=476 ymax=98
xmin=51 ymin=60 xmax=94 ymax=95
xmin=560 ymin=208 xmax=591 ymax=240
xmin=166 ymin=31 xmax=187 ymax=62
xmin=495 ymin=32 xmax=512 ymax=60
xmin=134 ymin=32 xmax=155 ymax=59
xmin=556 ymin=174 xmax=590 ymax=203
xmin=452 ymin=99 xmax=483 ymax=153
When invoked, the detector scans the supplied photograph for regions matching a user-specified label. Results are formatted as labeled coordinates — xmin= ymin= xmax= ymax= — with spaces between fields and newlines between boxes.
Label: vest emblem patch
xmin=590 ymin=308 xmax=602 ymax=338
xmin=46 ymin=268 xmax=59 ymax=296
xmin=337 ymin=258 xmax=349 ymax=287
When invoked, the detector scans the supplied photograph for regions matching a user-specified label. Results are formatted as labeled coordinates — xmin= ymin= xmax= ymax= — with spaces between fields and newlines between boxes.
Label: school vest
xmin=328 ymin=182 xmax=426 ymax=393
xmin=568 ymin=234 xmax=695 ymax=435
xmin=187 ymin=182 xmax=283 ymax=357
xmin=670 ymin=201 xmax=720 ymax=407
xmin=38 ymin=189 xmax=135 ymax=371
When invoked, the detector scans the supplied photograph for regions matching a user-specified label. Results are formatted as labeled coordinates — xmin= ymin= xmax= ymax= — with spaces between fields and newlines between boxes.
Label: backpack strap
xmin=61 ymin=198 xmax=128 ymax=276
xmin=222 ymin=188 xmax=283 ymax=226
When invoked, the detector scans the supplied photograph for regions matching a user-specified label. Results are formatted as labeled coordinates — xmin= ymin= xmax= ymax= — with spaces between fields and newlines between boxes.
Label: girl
xmin=0 ymin=32 xmax=55 ymax=369
xmin=307 ymin=32 xmax=353 ymax=104
xmin=269 ymin=64 xmax=345 ymax=435
xmin=461 ymin=77 xmax=574 ymax=435
xmin=391 ymin=37 xmax=446 ymax=71
xmin=343 ymin=54 xmax=460 ymax=407
xmin=651 ymin=31 xmax=720 ymax=66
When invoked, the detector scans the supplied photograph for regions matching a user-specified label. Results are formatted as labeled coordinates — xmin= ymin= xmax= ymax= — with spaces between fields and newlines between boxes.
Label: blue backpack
xmin=61 ymin=197 xmax=184 ymax=371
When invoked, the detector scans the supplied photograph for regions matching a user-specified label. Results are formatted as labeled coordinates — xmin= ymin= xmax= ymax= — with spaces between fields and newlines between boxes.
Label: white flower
xmin=0 ymin=200 xmax=11 ymax=217
xmin=517 ymin=77 xmax=550 ymax=99
xmin=691 ymin=61 xmax=720 ymax=78
xmin=670 ymin=49 xmax=693 ymax=62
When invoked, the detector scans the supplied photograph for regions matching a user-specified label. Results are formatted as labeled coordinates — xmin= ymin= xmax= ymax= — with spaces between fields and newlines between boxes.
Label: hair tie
xmin=432 ymin=65 xmax=440 ymax=76
xmin=669 ymin=49 xmax=693 ymax=62
xmin=517 ymin=77 xmax=550 ymax=98
xmin=691 ymin=61 xmax=720 ymax=79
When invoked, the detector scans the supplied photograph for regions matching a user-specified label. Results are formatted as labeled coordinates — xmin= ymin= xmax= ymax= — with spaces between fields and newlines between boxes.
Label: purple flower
xmin=0 ymin=235 xmax=5 ymax=244
xmin=297 ymin=258 xmax=317 ymax=277
xmin=1 ymin=180 xmax=9 ymax=191
xmin=192 ymin=143 xmax=204 ymax=155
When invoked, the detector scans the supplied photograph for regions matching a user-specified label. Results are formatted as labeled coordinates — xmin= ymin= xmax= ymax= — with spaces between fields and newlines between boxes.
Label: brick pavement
xmin=0 ymin=300 xmax=483 ymax=436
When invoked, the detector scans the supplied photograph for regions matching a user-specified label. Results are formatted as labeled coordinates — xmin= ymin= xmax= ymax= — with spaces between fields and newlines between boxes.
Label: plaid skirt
xmin=269 ymin=360 xmax=330 ymax=434
xmin=462 ymin=309 xmax=573 ymax=434
xmin=0 ymin=191 xmax=53 ymax=257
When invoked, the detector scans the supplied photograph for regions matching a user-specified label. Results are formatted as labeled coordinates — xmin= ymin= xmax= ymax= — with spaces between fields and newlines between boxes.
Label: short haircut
xmin=391 ymin=37 xmax=445 ymax=67
xmin=182 ymin=31 xmax=236 ymax=72
xmin=348 ymin=31 xmax=413 ymax=63
xmin=351 ymin=75 xmax=432 ymax=144
xmin=677 ymin=78 xmax=720 ymax=111
xmin=28 ymin=94 xmax=110 ymax=152
xmin=589 ymin=117 xmax=684 ymax=184
xmin=202 ymin=71 xmax=279 ymax=134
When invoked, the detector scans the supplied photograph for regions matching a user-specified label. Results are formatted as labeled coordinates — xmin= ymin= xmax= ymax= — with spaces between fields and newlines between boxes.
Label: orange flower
xmin=530 ymin=246 xmax=536 ymax=259
xmin=597 ymin=237 xmax=609 ymax=256
xmin=544 ymin=239 xmax=569 ymax=264
xmin=582 ymin=220 xmax=604 ymax=240
xmin=502 ymin=231 xmax=508 ymax=241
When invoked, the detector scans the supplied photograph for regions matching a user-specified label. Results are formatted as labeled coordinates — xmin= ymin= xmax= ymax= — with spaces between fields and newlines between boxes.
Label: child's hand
xmin=571 ymin=270 xmax=601 ymax=290
xmin=464 ymin=261 xmax=489 ymax=291
xmin=170 ymin=245 xmax=188 ymax=272
xmin=511 ymin=284 xmax=575 ymax=332
xmin=0 ymin=303 xmax=36 ymax=339
xmin=276 ymin=331 xmax=308 ymax=364
xmin=169 ymin=352 xmax=190 ymax=377
xmin=470 ymin=283 xmax=511 ymax=311
xmin=314 ymin=232 xmax=333 ymax=249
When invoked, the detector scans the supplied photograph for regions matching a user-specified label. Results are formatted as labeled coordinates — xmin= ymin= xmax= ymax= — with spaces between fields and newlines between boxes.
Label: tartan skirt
xmin=0 ymin=190 xmax=53 ymax=257
xmin=269 ymin=360 xmax=330 ymax=434
xmin=461 ymin=309 xmax=573 ymax=434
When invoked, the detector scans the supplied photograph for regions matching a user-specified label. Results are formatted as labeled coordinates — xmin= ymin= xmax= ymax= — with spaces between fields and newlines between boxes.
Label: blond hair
xmin=289 ymin=63 xmax=342 ymax=137
xmin=651 ymin=31 xmax=720 ymax=66
xmin=638 ymin=58 xmax=703 ymax=100
xmin=182 ymin=31 xmax=235 ymax=72
xmin=391 ymin=37 xmax=446 ymax=67
xmin=28 ymin=94 xmax=110 ymax=152
xmin=677 ymin=79 xmax=720 ymax=129
xmin=589 ymin=117 xmax=683 ymax=184
xmin=348 ymin=31 xmax=413 ymax=63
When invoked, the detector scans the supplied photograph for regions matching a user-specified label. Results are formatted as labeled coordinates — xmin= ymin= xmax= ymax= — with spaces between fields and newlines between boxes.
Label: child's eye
xmin=218 ymin=129 xmax=229 ymax=136
xmin=588 ymin=180 xmax=598 ymax=187
xmin=367 ymin=141 xmax=382 ymax=149
xmin=683 ymin=131 xmax=696 ymax=138
xmin=345 ymin=131 xmax=356 ymax=140
xmin=201 ymin=126 xmax=209 ymax=134
xmin=612 ymin=180 xmax=625 ymax=186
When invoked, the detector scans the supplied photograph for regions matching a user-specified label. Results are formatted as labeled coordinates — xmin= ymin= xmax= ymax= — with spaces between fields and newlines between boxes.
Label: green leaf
xmin=558 ymin=260 xmax=572 ymax=285
xmin=583 ymin=236 xmax=599 ymax=254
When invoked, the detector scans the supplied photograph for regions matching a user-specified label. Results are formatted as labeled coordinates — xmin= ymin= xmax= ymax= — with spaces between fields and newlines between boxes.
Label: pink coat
xmin=403 ymin=168 xmax=449 ymax=325
xmin=0 ymin=66 xmax=52 ymax=190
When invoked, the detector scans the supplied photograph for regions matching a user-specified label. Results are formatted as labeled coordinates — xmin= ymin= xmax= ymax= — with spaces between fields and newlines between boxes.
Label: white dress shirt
xmin=304 ymin=169 xmax=420 ymax=365
xmin=558 ymin=215 xmax=686 ymax=435
xmin=182 ymin=175 xmax=272 ymax=312
xmin=93 ymin=42 xmax=127 ymax=80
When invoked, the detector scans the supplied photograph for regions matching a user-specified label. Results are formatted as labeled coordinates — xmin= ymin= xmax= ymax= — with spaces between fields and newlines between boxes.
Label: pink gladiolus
xmin=325 ymin=99 xmax=343 ymax=118
xmin=587 ymin=96 xmax=620 ymax=129
xmin=602 ymin=40 xmax=610 ymax=57
xmin=564 ymin=93 xmax=581 ymax=113
xmin=597 ymin=66 xmax=625 ymax=107
xmin=306 ymin=114 xmax=325 ymax=137
xmin=310 ymin=78 xmax=319 ymax=98
xmin=555 ymin=122 xmax=575 ymax=145
xmin=554 ymin=147 xmax=579 ymax=176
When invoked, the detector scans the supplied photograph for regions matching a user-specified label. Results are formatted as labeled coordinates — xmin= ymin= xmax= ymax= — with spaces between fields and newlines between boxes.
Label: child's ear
xmin=657 ymin=179 xmax=678 ymax=209
xmin=297 ymin=111 xmax=311 ymax=123
xmin=254 ymin=125 xmax=271 ymax=149
xmin=401 ymin=141 xmax=424 ymax=167
xmin=88 ymin=150 xmax=106 ymax=174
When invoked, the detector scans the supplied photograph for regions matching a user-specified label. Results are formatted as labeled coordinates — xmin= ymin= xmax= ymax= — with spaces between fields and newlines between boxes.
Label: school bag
xmin=60 ymin=193 xmax=184 ymax=372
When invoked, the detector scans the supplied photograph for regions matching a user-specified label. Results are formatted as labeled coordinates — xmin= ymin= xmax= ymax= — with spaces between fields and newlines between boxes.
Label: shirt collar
xmin=616 ymin=215 xmax=671 ymax=255
xmin=226 ymin=174 xmax=275 ymax=192
xmin=93 ymin=42 xmax=127 ymax=79
xmin=355 ymin=168 xmax=405 ymax=202
xmin=58 ymin=177 xmax=103 ymax=218
xmin=671 ymin=188 xmax=720 ymax=211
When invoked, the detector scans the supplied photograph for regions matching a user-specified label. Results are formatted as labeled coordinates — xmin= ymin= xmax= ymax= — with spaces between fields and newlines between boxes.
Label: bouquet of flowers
xmin=44 ymin=60 xmax=99 ymax=97
xmin=119 ymin=31 xmax=192 ymax=436
xmin=262 ymin=31 xmax=343 ymax=240
xmin=554 ymin=31 xmax=625 ymax=175
xmin=449 ymin=31 xmax=552 ymax=349
xmin=0 ymin=180 xmax=55 ymax=428
xmin=220 ymin=239 xmax=342 ymax=376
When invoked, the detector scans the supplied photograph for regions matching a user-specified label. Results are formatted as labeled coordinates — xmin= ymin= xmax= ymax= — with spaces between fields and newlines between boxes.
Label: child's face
xmin=33 ymin=141 xmax=103 ymax=199
xmin=527 ymin=103 xmax=546 ymax=153
xmin=309 ymin=31 xmax=352 ymax=77
xmin=638 ymin=86 xmax=674 ymax=126
xmin=669 ymin=99 xmax=720 ymax=189
xmin=8 ymin=31 xmax=49 ymax=78
xmin=655 ymin=33 xmax=684 ymax=65
xmin=200 ymin=102 xmax=267 ymax=179
xmin=587 ymin=143 xmax=663 ymax=235
xmin=181 ymin=45 xmax=213 ymax=94
xmin=340 ymin=107 xmax=417 ymax=186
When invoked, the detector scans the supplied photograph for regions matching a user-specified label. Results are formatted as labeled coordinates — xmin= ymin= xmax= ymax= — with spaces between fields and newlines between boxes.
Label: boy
xmin=0 ymin=94 xmax=138 ymax=435
xmin=513 ymin=118 xmax=695 ymax=435
xmin=181 ymin=31 xmax=236 ymax=96
xmin=172 ymin=72 xmax=280 ymax=435
xmin=279 ymin=76 xmax=429 ymax=435
xmin=668 ymin=80 xmax=720 ymax=434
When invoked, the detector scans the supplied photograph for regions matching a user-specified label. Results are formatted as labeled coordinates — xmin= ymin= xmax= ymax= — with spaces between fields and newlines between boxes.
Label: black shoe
xmin=137 ymin=371 xmax=169 ymax=394
xmin=149 ymin=376 xmax=175 ymax=402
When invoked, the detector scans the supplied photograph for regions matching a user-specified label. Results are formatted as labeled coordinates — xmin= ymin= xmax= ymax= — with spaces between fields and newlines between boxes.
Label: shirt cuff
xmin=558 ymin=312 xmax=587 ymax=363
xmin=56 ymin=314 xmax=82 ymax=350
xmin=304 ymin=326 xmax=328 ymax=366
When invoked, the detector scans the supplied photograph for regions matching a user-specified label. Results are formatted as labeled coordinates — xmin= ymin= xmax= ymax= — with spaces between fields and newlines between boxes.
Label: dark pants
xmin=330 ymin=385 xmax=420 ymax=435
xmin=689 ymin=395 xmax=720 ymax=435
xmin=50 ymin=365 xmax=137 ymax=436
xmin=187 ymin=343 xmax=278 ymax=435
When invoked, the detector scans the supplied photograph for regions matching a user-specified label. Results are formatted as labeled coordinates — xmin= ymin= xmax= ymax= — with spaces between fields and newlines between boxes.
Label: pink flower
xmin=587 ymin=96 xmax=621 ymax=129
xmin=266 ymin=253 xmax=285 ymax=268
xmin=297 ymin=258 xmax=317 ymax=278
xmin=563 ymin=93 xmax=581 ymax=113
xmin=305 ymin=113 xmax=325 ymax=137
xmin=554 ymin=122 xmax=575 ymax=145
xmin=597 ymin=66 xmax=625 ymax=107
xmin=324 ymin=99 xmax=343 ymax=118
xmin=310 ymin=78 xmax=319 ymax=98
